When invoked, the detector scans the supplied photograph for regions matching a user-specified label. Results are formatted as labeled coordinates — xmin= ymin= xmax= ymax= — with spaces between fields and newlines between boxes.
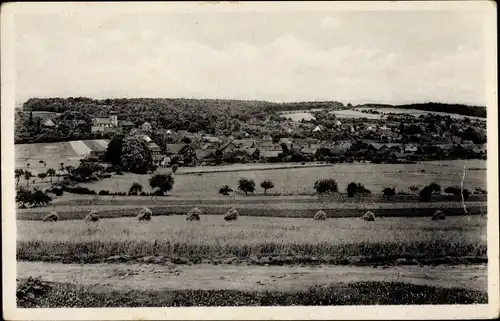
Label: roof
xmin=203 ymin=136 xmax=221 ymax=143
xmin=243 ymin=147 xmax=258 ymax=156
xmin=149 ymin=142 xmax=161 ymax=150
xmin=119 ymin=120 xmax=134 ymax=126
xmin=94 ymin=117 xmax=114 ymax=125
xmin=140 ymin=135 xmax=152 ymax=143
xmin=301 ymin=147 xmax=318 ymax=154
xmin=232 ymin=139 xmax=256 ymax=148
xmin=42 ymin=119 xmax=55 ymax=127
xmin=260 ymin=150 xmax=282 ymax=158
xmin=436 ymin=144 xmax=454 ymax=150
xmin=166 ymin=144 xmax=189 ymax=154
xmin=195 ymin=149 xmax=217 ymax=160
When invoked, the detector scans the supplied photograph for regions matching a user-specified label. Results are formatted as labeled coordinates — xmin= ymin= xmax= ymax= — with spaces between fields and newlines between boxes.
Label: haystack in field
xmin=43 ymin=211 xmax=59 ymax=222
xmin=224 ymin=208 xmax=239 ymax=221
xmin=432 ymin=210 xmax=445 ymax=220
xmin=313 ymin=210 xmax=327 ymax=220
xmin=137 ymin=207 xmax=152 ymax=221
xmin=85 ymin=210 xmax=100 ymax=222
xmin=186 ymin=207 xmax=202 ymax=221
xmin=362 ymin=211 xmax=375 ymax=221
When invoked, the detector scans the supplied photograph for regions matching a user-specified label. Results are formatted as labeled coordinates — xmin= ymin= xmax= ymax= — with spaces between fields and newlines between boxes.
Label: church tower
xmin=109 ymin=111 xmax=118 ymax=127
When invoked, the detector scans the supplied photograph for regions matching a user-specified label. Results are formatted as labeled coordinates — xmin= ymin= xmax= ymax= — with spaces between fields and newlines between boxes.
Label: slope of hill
xmin=356 ymin=102 xmax=486 ymax=118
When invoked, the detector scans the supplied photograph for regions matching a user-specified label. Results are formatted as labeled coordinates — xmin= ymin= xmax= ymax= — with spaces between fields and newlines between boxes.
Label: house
xmin=313 ymin=125 xmax=322 ymax=132
xmin=232 ymin=139 xmax=256 ymax=149
xmin=403 ymin=144 xmax=419 ymax=153
xmin=243 ymin=147 xmax=260 ymax=160
xmin=260 ymin=150 xmax=282 ymax=162
xmin=194 ymin=149 xmax=217 ymax=165
xmin=91 ymin=111 xmax=118 ymax=133
xmin=165 ymin=144 xmax=194 ymax=157
xmin=300 ymin=146 xmax=318 ymax=156
xmin=148 ymin=142 xmax=162 ymax=155
xmin=232 ymin=131 xmax=250 ymax=139
xmin=118 ymin=120 xmax=135 ymax=133
xmin=203 ymin=135 xmax=221 ymax=144
xmin=42 ymin=118 xmax=55 ymax=127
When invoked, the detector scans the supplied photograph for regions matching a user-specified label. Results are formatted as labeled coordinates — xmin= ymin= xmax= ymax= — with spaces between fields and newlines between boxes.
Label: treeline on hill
xmin=357 ymin=102 xmax=486 ymax=118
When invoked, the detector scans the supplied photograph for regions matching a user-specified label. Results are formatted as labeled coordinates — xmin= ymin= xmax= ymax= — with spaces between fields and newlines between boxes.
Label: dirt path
xmin=17 ymin=262 xmax=487 ymax=292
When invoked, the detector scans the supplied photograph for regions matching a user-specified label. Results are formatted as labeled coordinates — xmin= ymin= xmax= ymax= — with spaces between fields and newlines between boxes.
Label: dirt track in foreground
xmin=17 ymin=262 xmax=487 ymax=292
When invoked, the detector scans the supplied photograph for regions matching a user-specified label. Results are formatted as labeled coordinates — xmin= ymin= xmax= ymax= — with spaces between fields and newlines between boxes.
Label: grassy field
xmin=78 ymin=160 xmax=487 ymax=196
xmin=17 ymin=278 xmax=487 ymax=307
xmin=17 ymin=215 xmax=487 ymax=264
xmin=16 ymin=201 xmax=487 ymax=221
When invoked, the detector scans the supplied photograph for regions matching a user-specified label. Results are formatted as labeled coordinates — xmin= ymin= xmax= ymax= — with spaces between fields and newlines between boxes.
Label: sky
xmin=13 ymin=6 xmax=490 ymax=106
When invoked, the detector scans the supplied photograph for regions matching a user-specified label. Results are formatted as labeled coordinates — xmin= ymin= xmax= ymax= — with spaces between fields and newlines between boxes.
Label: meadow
xmin=79 ymin=160 xmax=487 ymax=196
xmin=17 ymin=215 xmax=487 ymax=265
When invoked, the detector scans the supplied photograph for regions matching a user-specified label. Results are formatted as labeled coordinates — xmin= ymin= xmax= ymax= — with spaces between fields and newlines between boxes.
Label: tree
xmin=149 ymin=173 xmax=174 ymax=193
xmin=238 ymin=178 xmax=256 ymax=196
xmin=104 ymin=135 xmax=124 ymax=166
xmin=429 ymin=183 xmax=441 ymax=194
xmin=46 ymin=168 xmax=56 ymax=183
xmin=313 ymin=179 xmax=338 ymax=195
xmin=121 ymin=136 xmax=154 ymax=174
xmin=219 ymin=185 xmax=233 ymax=196
xmin=37 ymin=172 xmax=48 ymax=182
xmin=346 ymin=182 xmax=358 ymax=197
xmin=27 ymin=163 xmax=30 ymax=168
xmin=31 ymin=189 xmax=52 ymax=207
xmin=128 ymin=182 xmax=143 ymax=195
xmin=16 ymin=187 xmax=32 ymax=207
xmin=382 ymin=187 xmax=396 ymax=200
xmin=260 ymin=180 xmax=274 ymax=195
xmin=419 ymin=186 xmax=433 ymax=202
xmin=24 ymin=170 xmax=33 ymax=186
xmin=15 ymin=169 xmax=24 ymax=187
xmin=60 ymin=162 xmax=64 ymax=172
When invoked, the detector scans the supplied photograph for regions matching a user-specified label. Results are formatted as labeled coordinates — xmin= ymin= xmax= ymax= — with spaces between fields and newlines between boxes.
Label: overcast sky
xmin=14 ymin=7 xmax=489 ymax=105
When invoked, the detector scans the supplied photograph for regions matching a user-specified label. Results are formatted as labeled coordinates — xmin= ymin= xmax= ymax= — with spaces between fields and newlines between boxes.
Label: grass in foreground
xmin=17 ymin=277 xmax=487 ymax=307
xmin=17 ymin=216 xmax=486 ymax=264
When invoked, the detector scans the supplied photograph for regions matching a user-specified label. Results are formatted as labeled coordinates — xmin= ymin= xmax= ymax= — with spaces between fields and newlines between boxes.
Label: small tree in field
xmin=382 ymin=187 xmax=396 ymax=200
xmin=128 ymin=182 xmax=143 ymax=195
xmin=346 ymin=182 xmax=358 ymax=197
xmin=37 ymin=172 xmax=48 ymax=182
xmin=15 ymin=169 xmax=24 ymax=187
xmin=24 ymin=170 xmax=33 ymax=186
xmin=429 ymin=183 xmax=441 ymax=194
xmin=238 ymin=178 xmax=256 ymax=196
xmin=419 ymin=186 xmax=433 ymax=202
xmin=46 ymin=168 xmax=56 ymax=183
xmin=260 ymin=180 xmax=275 ymax=195
xmin=314 ymin=179 xmax=338 ymax=195
xmin=149 ymin=173 xmax=174 ymax=194
xmin=219 ymin=185 xmax=233 ymax=196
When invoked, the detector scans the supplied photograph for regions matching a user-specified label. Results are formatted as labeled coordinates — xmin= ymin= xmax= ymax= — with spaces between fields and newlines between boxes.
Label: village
xmin=83 ymin=107 xmax=487 ymax=168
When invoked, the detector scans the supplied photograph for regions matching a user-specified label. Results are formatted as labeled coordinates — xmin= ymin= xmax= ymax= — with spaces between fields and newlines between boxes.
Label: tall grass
xmin=17 ymin=216 xmax=487 ymax=264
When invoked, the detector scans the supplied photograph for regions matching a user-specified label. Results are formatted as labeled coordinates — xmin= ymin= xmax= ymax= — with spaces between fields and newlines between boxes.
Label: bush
xmin=444 ymin=186 xmax=470 ymax=201
xmin=186 ymin=207 xmax=202 ymax=221
xmin=313 ymin=210 xmax=327 ymax=220
xmin=128 ymin=182 xmax=143 ymax=196
xmin=224 ymin=208 xmax=239 ymax=221
xmin=429 ymin=183 xmax=441 ymax=194
xmin=237 ymin=178 xmax=256 ymax=196
xmin=260 ymin=180 xmax=275 ymax=195
xmin=382 ymin=187 xmax=396 ymax=199
xmin=149 ymin=174 xmax=175 ymax=194
xmin=314 ymin=179 xmax=338 ymax=194
xmin=219 ymin=185 xmax=233 ymax=196
xmin=139 ymin=192 xmax=147 ymax=196
xmin=346 ymin=182 xmax=358 ymax=198
xmin=43 ymin=211 xmax=59 ymax=222
xmin=409 ymin=185 xmax=420 ymax=193
xmin=137 ymin=207 xmax=152 ymax=221
xmin=362 ymin=211 xmax=375 ymax=221
xmin=419 ymin=186 xmax=433 ymax=202
xmin=115 ymin=171 xmax=124 ymax=175
xmin=432 ymin=210 xmax=445 ymax=220
xmin=99 ymin=190 xmax=110 ymax=195
xmin=85 ymin=210 xmax=100 ymax=222
xmin=67 ymin=186 xmax=96 ymax=195
xmin=152 ymin=189 xmax=164 ymax=196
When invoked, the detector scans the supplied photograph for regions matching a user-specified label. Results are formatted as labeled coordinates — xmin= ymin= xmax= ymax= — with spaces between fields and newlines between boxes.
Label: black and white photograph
xmin=2 ymin=1 xmax=498 ymax=320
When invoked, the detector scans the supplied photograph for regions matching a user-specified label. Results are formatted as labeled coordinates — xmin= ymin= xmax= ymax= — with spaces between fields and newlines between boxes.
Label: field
xmin=78 ymin=160 xmax=487 ymax=196
xmin=281 ymin=108 xmax=486 ymax=121
xmin=17 ymin=215 xmax=487 ymax=265
xmin=15 ymin=139 xmax=109 ymax=171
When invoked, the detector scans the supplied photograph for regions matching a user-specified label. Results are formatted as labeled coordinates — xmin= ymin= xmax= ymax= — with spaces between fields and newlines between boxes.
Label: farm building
xmin=91 ymin=111 xmax=118 ymax=133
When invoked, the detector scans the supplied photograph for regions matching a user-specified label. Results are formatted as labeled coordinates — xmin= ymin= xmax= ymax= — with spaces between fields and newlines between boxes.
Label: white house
xmin=313 ymin=125 xmax=322 ymax=132
xmin=91 ymin=111 xmax=118 ymax=133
